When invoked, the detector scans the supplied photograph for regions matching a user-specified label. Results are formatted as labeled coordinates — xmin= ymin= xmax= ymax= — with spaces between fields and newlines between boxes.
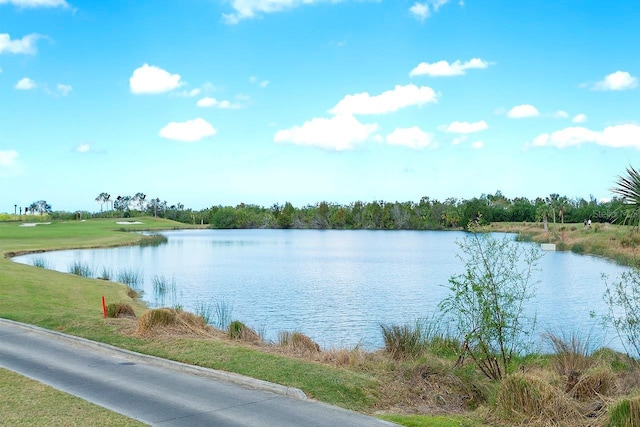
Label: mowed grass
xmin=0 ymin=367 xmax=146 ymax=426
xmin=0 ymin=218 xmax=382 ymax=421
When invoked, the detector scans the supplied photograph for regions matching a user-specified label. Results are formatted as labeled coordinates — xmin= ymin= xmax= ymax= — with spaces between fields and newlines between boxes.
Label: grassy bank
xmin=485 ymin=221 xmax=640 ymax=268
xmin=2 ymin=218 xmax=640 ymax=426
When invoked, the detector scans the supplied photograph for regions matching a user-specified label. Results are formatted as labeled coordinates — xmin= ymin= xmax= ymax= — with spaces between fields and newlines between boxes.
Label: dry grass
xmin=496 ymin=373 xmax=585 ymax=426
xmin=278 ymin=331 xmax=321 ymax=354
xmin=227 ymin=320 xmax=262 ymax=343
xmin=136 ymin=308 xmax=216 ymax=337
xmin=106 ymin=302 xmax=136 ymax=319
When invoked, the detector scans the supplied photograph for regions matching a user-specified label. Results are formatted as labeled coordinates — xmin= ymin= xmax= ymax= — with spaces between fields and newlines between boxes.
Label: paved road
xmin=0 ymin=319 xmax=395 ymax=426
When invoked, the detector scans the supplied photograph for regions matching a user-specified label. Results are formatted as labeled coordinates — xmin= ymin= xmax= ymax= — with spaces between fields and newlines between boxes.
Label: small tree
xmin=439 ymin=230 xmax=541 ymax=380
xmin=603 ymin=269 xmax=640 ymax=361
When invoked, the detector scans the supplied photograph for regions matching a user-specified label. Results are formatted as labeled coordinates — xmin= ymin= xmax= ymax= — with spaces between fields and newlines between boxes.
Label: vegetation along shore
xmin=2 ymin=168 xmax=640 ymax=426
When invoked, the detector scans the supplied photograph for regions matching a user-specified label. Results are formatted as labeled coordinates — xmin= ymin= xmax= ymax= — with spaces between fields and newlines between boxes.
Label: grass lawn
xmin=0 ymin=367 xmax=146 ymax=427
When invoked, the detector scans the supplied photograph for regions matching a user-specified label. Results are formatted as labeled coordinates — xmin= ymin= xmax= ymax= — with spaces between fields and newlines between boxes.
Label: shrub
xmin=604 ymin=269 xmax=640 ymax=360
xmin=440 ymin=231 xmax=541 ymax=380
xmin=571 ymin=244 xmax=585 ymax=254
xmin=106 ymin=303 xmax=136 ymax=319
xmin=606 ymin=396 xmax=640 ymax=427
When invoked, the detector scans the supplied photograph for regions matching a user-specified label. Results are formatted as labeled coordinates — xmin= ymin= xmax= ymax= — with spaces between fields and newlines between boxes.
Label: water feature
xmin=12 ymin=229 xmax=631 ymax=350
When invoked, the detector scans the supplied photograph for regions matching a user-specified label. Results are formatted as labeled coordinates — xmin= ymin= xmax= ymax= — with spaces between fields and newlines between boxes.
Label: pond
xmin=12 ymin=229 xmax=631 ymax=351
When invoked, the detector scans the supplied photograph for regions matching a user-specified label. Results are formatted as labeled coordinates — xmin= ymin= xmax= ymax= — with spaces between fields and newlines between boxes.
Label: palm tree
xmin=611 ymin=165 xmax=640 ymax=229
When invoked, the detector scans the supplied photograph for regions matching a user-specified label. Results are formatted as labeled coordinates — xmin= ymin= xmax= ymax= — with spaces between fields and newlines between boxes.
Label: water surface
xmin=14 ymin=229 xmax=630 ymax=350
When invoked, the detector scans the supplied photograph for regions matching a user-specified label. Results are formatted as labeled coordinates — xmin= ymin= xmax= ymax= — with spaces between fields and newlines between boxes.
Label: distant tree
xmin=29 ymin=200 xmax=52 ymax=214
xmin=95 ymin=192 xmax=109 ymax=212
xmin=114 ymin=195 xmax=131 ymax=213
xmin=278 ymin=202 xmax=295 ymax=229
xmin=611 ymin=165 xmax=640 ymax=229
xmin=132 ymin=192 xmax=147 ymax=211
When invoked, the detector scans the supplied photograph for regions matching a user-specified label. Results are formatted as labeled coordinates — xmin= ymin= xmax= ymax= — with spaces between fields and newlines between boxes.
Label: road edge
xmin=0 ymin=318 xmax=308 ymax=400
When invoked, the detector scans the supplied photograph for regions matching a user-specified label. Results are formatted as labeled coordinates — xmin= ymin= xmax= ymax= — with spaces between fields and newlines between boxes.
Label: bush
xmin=106 ymin=303 xmax=136 ymax=319
xmin=571 ymin=244 xmax=585 ymax=254
xmin=604 ymin=269 xmax=640 ymax=360
xmin=440 ymin=231 xmax=541 ymax=380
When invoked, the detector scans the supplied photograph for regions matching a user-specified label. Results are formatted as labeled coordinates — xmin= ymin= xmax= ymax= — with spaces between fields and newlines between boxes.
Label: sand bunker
xmin=116 ymin=221 xmax=143 ymax=225
xmin=19 ymin=222 xmax=52 ymax=227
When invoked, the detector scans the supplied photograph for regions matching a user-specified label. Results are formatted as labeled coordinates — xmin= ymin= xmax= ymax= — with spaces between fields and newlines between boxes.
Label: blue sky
xmin=1 ymin=0 xmax=639 ymax=212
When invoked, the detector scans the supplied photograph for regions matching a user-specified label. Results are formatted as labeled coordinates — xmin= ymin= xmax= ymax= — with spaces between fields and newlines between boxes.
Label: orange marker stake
xmin=101 ymin=296 xmax=107 ymax=318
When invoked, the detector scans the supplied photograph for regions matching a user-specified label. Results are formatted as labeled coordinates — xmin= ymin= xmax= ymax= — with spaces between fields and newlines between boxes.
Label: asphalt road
xmin=0 ymin=319 xmax=395 ymax=426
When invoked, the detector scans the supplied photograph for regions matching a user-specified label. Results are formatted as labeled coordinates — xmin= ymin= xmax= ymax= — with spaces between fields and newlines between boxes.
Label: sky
xmin=1 ymin=0 xmax=639 ymax=213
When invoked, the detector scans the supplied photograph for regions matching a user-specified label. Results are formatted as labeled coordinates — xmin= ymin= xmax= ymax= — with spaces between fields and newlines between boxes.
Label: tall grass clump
xmin=152 ymin=275 xmax=177 ymax=306
xmin=138 ymin=233 xmax=168 ymax=247
xmin=97 ymin=266 xmax=112 ymax=280
xmin=106 ymin=303 xmax=136 ymax=319
xmin=227 ymin=320 xmax=261 ymax=343
xmin=606 ymin=396 xmax=640 ymax=427
xmin=31 ymin=256 xmax=50 ymax=269
xmin=68 ymin=260 xmax=94 ymax=277
xmin=278 ymin=331 xmax=321 ymax=353
xmin=116 ymin=268 xmax=142 ymax=289
xmin=544 ymin=331 xmax=597 ymax=379
xmin=380 ymin=322 xmax=424 ymax=360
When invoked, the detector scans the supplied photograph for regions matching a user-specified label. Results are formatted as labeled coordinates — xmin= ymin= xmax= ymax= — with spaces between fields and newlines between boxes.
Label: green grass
xmin=378 ymin=414 xmax=486 ymax=427
xmin=0 ymin=367 xmax=146 ymax=426
xmin=0 ymin=217 xmax=381 ymax=418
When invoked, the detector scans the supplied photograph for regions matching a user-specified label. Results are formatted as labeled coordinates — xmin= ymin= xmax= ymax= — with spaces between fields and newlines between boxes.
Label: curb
xmin=0 ymin=318 xmax=307 ymax=400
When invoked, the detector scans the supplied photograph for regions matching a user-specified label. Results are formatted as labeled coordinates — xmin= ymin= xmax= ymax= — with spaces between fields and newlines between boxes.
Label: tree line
xmin=41 ymin=190 xmax=622 ymax=230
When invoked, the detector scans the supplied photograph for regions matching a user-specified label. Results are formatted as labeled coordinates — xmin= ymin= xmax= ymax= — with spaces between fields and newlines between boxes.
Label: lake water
xmin=12 ymin=229 xmax=631 ymax=351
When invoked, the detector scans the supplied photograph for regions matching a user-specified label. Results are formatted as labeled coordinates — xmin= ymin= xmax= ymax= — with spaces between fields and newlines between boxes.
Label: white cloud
xmin=531 ymin=124 xmax=640 ymax=149
xmin=442 ymin=120 xmax=488 ymax=134
xmin=15 ymin=77 xmax=36 ymax=90
xmin=471 ymin=141 xmax=484 ymax=149
xmin=57 ymin=83 xmax=72 ymax=96
xmin=409 ymin=58 xmax=489 ymax=77
xmin=0 ymin=33 xmax=42 ymax=55
xmin=76 ymin=143 xmax=91 ymax=153
xmin=223 ymin=0 xmax=338 ymax=24
xmin=260 ymin=80 xmax=269 ymax=88
xmin=330 ymin=84 xmax=437 ymax=115
xmin=409 ymin=2 xmax=430 ymax=21
xmin=409 ymin=0 xmax=449 ymax=21
xmin=196 ymin=96 xmax=241 ymax=109
xmin=507 ymin=104 xmax=540 ymax=119
xmin=0 ymin=150 xmax=19 ymax=167
xmin=592 ymin=71 xmax=638 ymax=91
xmin=159 ymin=118 xmax=217 ymax=142
xmin=572 ymin=113 xmax=587 ymax=124
xmin=552 ymin=110 xmax=569 ymax=119
xmin=274 ymin=114 xmax=379 ymax=151
xmin=129 ymin=64 xmax=184 ymax=94
xmin=386 ymin=127 xmax=433 ymax=149
xmin=0 ymin=0 xmax=69 ymax=7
